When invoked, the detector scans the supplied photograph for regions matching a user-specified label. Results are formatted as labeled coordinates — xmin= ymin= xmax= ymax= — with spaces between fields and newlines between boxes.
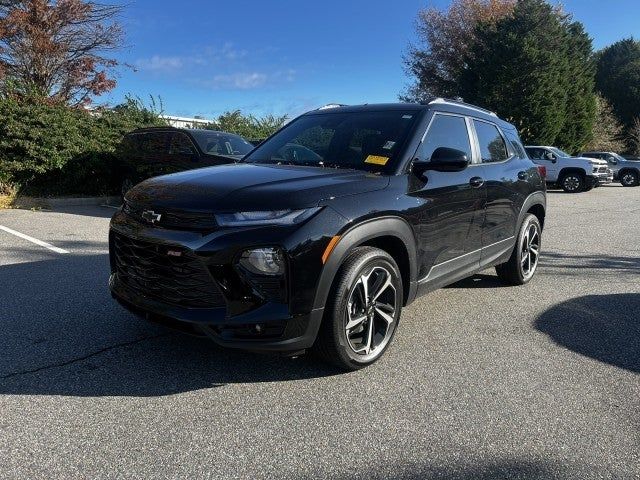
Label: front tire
xmin=560 ymin=172 xmax=584 ymax=193
xmin=496 ymin=214 xmax=542 ymax=286
xmin=620 ymin=170 xmax=639 ymax=187
xmin=313 ymin=246 xmax=402 ymax=370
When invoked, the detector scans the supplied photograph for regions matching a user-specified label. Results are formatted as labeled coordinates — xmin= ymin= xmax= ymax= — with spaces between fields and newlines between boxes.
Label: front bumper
xmin=107 ymin=209 xmax=342 ymax=353
xmin=594 ymin=171 xmax=613 ymax=185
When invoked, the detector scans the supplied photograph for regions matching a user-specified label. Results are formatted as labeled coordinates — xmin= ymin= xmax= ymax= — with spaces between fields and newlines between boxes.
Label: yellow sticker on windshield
xmin=364 ymin=155 xmax=389 ymax=165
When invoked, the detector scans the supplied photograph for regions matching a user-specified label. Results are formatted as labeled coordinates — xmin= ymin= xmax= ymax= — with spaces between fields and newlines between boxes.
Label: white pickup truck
xmin=524 ymin=146 xmax=612 ymax=193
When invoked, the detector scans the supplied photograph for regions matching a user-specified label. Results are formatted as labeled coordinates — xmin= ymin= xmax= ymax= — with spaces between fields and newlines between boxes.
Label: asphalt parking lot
xmin=0 ymin=185 xmax=638 ymax=479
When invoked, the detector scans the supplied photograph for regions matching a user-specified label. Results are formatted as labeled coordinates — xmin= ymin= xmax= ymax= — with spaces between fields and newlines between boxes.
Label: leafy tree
xmin=209 ymin=110 xmax=287 ymax=140
xmin=402 ymin=0 xmax=516 ymax=101
xmin=0 ymin=0 xmax=124 ymax=105
xmin=595 ymin=38 xmax=640 ymax=141
xmin=458 ymin=0 xmax=595 ymax=151
xmin=585 ymin=95 xmax=626 ymax=152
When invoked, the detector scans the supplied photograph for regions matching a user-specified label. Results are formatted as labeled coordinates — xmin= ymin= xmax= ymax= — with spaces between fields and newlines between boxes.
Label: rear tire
xmin=313 ymin=246 xmax=402 ymax=371
xmin=560 ymin=172 xmax=584 ymax=193
xmin=620 ymin=170 xmax=639 ymax=187
xmin=496 ymin=214 xmax=542 ymax=286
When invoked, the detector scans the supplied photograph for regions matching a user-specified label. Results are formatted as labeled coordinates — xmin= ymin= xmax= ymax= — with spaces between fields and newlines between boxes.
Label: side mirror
xmin=608 ymin=156 xmax=617 ymax=164
xmin=412 ymin=147 xmax=469 ymax=175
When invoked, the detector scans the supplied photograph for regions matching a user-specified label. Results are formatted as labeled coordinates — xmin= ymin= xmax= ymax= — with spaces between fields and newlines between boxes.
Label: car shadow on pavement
xmin=535 ymin=293 xmax=640 ymax=373
xmin=540 ymin=251 xmax=640 ymax=274
xmin=0 ymin=254 xmax=340 ymax=397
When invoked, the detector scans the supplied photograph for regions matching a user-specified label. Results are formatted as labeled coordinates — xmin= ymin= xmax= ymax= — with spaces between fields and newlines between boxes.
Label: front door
xmin=408 ymin=113 xmax=486 ymax=287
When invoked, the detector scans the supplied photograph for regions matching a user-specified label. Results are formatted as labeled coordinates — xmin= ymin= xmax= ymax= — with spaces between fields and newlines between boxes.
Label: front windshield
xmin=190 ymin=131 xmax=254 ymax=157
xmin=550 ymin=147 xmax=570 ymax=157
xmin=613 ymin=153 xmax=627 ymax=162
xmin=242 ymin=110 xmax=420 ymax=173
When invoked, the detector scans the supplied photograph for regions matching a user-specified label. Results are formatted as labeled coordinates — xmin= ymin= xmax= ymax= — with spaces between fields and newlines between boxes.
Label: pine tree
xmin=595 ymin=38 xmax=640 ymax=144
xmin=456 ymin=0 xmax=596 ymax=151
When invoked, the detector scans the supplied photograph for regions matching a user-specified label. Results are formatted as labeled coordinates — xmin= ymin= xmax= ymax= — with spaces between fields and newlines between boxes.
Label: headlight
xmin=239 ymin=248 xmax=285 ymax=275
xmin=215 ymin=208 xmax=321 ymax=227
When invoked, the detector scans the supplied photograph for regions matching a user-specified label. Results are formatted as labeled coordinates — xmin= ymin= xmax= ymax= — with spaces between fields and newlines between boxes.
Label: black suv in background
xmin=109 ymin=100 xmax=546 ymax=370
xmin=116 ymin=127 xmax=254 ymax=196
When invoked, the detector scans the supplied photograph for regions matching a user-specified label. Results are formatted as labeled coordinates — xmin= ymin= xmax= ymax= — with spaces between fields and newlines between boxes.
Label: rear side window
xmin=417 ymin=114 xmax=472 ymax=162
xmin=474 ymin=120 xmax=509 ymax=163
xmin=504 ymin=130 xmax=527 ymax=159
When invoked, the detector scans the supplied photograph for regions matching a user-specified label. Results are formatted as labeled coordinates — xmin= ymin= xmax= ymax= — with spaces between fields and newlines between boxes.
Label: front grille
xmin=123 ymin=201 xmax=217 ymax=231
xmin=112 ymin=232 xmax=225 ymax=309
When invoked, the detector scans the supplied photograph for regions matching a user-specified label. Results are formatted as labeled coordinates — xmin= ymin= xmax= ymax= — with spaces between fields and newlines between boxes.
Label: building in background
xmin=160 ymin=115 xmax=214 ymax=129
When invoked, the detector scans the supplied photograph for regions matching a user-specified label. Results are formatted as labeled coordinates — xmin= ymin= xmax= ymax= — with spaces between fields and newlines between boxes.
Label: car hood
xmin=125 ymin=163 xmax=389 ymax=211
xmin=573 ymin=156 xmax=607 ymax=166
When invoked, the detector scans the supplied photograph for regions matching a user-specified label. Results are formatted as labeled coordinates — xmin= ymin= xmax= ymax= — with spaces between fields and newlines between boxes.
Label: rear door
xmin=470 ymin=119 xmax=520 ymax=255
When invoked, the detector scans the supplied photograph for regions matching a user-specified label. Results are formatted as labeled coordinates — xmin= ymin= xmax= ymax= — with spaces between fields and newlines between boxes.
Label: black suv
xmin=109 ymin=101 xmax=546 ymax=370
xmin=117 ymin=127 xmax=254 ymax=196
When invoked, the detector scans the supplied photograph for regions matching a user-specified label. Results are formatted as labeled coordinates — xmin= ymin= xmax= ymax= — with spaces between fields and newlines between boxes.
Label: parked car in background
xmin=524 ymin=146 xmax=611 ymax=192
xmin=109 ymin=99 xmax=546 ymax=370
xmin=580 ymin=151 xmax=640 ymax=187
xmin=116 ymin=127 xmax=255 ymax=196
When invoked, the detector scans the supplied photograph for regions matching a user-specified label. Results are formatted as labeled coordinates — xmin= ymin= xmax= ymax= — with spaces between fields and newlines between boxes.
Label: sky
xmin=104 ymin=0 xmax=640 ymax=120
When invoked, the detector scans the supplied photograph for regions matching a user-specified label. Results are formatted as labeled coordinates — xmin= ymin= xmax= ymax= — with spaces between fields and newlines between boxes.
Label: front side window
xmin=474 ymin=120 xmax=509 ymax=163
xmin=417 ymin=114 xmax=472 ymax=162
xmin=169 ymin=133 xmax=197 ymax=155
xmin=190 ymin=131 xmax=254 ymax=156
xmin=525 ymin=148 xmax=545 ymax=160
xmin=127 ymin=132 xmax=171 ymax=155
xmin=243 ymin=111 xmax=420 ymax=173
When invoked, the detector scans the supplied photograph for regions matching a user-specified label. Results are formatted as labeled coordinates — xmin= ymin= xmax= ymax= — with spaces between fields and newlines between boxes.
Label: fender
xmin=312 ymin=216 xmax=419 ymax=311
xmin=518 ymin=190 xmax=546 ymax=229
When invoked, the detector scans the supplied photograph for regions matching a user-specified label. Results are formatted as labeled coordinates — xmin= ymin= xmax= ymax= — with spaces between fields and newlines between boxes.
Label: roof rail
xmin=428 ymin=97 xmax=497 ymax=117
xmin=317 ymin=103 xmax=348 ymax=110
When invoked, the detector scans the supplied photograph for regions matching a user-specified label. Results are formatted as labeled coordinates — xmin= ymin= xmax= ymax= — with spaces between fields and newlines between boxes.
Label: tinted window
xmin=417 ymin=114 xmax=471 ymax=162
xmin=190 ymin=131 xmax=254 ymax=156
xmin=504 ymin=131 xmax=526 ymax=159
xmin=169 ymin=133 xmax=197 ymax=155
xmin=125 ymin=132 xmax=171 ymax=155
xmin=243 ymin=111 xmax=419 ymax=172
xmin=474 ymin=121 xmax=509 ymax=163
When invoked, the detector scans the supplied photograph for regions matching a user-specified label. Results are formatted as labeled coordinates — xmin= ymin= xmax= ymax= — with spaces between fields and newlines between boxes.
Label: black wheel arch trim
xmin=312 ymin=216 xmax=419 ymax=311
xmin=518 ymin=191 xmax=546 ymax=229
xmin=558 ymin=167 xmax=586 ymax=179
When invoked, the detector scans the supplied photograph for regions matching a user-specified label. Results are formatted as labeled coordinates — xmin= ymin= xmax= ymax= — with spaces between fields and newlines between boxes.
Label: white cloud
xmin=208 ymin=72 xmax=268 ymax=89
xmin=135 ymin=55 xmax=184 ymax=72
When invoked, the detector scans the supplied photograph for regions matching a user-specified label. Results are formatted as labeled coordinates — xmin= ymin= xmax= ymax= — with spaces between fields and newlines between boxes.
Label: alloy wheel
xmin=520 ymin=222 xmax=540 ymax=280
xmin=563 ymin=175 xmax=581 ymax=192
xmin=621 ymin=173 xmax=637 ymax=186
xmin=345 ymin=266 xmax=397 ymax=361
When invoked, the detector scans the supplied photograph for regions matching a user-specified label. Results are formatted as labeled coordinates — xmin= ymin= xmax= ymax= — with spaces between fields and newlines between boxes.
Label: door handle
xmin=518 ymin=171 xmax=527 ymax=180
xmin=469 ymin=176 xmax=484 ymax=188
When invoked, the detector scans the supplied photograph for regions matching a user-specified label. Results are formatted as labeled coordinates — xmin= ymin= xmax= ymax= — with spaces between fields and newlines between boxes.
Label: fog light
xmin=239 ymin=248 xmax=284 ymax=275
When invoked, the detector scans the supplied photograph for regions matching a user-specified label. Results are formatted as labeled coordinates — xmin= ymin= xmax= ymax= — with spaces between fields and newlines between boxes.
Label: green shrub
xmin=0 ymin=95 xmax=166 ymax=196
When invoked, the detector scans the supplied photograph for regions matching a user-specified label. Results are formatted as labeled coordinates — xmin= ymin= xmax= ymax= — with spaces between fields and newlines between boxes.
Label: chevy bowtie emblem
xmin=141 ymin=210 xmax=162 ymax=224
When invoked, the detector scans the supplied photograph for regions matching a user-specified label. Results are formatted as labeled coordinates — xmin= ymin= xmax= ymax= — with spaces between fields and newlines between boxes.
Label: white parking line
xmin=0 ymin=225 xmax=69 ymax=254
